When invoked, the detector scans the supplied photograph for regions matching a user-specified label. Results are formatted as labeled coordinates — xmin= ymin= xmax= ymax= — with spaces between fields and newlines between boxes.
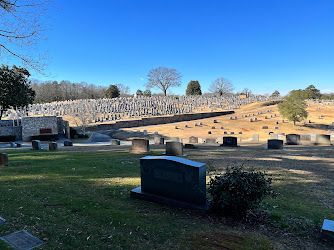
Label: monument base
xmin=130 ymin=186 xmax=209 ymax=210
xmin=129 ymin=150 xmax=151 ymax=154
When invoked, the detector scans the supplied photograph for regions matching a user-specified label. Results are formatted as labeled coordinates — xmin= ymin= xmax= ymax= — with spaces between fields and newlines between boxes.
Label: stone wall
xmin=22 ymin=116 xmax=58 ymax=141
xmin=57 ymin=117 xmax=70 ymax=139
xmin=86 ymin=111 xmax=234 ymax=132
xmin=0 ymin=126 xmax=22 ymax=140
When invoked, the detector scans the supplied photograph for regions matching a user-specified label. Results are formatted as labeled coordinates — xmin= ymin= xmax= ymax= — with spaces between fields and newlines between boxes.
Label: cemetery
xmin=0 ymin=98 xmax=334 ymax=249
xmin=2 ymin=1 xmax=334 ymax=248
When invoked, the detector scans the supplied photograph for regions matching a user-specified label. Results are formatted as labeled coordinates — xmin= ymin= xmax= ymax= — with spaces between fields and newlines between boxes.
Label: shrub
xmin=70 ymin=127 xmax=78 ymax=139
xmin=0 ymin=135 xmax=16 ymax=142
xmin=208 ymin=166 xmax=275 ymax=218
xmin=31 ymin=134 xmax=59 ymax=141
xmin=70 ymin=127 xmax=88 ymax=139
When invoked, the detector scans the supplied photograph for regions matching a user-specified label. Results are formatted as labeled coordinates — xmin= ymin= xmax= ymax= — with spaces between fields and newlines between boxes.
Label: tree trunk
xmin=0 ymin=109 xmax=3 ymax=120
xmin=163 ymin=89 xmax=167 ymax=96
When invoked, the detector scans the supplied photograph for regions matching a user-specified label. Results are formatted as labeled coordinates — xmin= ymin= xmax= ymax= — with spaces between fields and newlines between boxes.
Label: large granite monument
xmin=131 ymin=156 xmax=208 ymax=210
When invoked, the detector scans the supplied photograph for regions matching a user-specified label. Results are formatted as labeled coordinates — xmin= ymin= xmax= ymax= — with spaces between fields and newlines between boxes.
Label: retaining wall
xmin=86 ymin=111 xmax=235 ymax=132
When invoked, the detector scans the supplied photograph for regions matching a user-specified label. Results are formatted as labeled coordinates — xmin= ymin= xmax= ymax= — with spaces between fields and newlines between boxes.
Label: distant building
xmin=0 ymin=116 xmax=70 ymax=141
xmin=239 ymin=94 xmax=247 ymax=99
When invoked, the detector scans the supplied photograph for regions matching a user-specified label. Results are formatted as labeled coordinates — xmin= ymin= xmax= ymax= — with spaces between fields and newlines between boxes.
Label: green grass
xmin=0 ymin=149 xmax=274 ymax=249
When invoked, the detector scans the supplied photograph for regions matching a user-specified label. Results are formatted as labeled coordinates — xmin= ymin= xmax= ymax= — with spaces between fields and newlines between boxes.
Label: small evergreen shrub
xmin=0 ymin=135 xmax=16 ymax=142
xmin=70 ymin=127 xmax=78 ymax=139
xmin=208 ymin=166 xmax=275 ymax=218
xmin=70 ymin=127 xmax=88 ymax=139
xmin=31 ymin=134 xmax=59 ymax=141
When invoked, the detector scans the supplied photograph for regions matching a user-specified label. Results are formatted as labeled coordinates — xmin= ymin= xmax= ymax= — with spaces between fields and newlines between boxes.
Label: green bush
xmin=31 ymin=134 xmax=59 ymax=141
xmin=70 ymin=127 xmax=78 ymax=139
xmin=70 ymin=127 xmax=88 ymax=139
xmin=0 ymin=135 xmax=16 ymax=142
xmin=208 ymin=166 xmax=275 ymax=218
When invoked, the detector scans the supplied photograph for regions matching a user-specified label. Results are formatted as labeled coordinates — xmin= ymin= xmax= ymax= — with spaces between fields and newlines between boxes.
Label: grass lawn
xmin=0 ymin=144 xmax=333 ymax=249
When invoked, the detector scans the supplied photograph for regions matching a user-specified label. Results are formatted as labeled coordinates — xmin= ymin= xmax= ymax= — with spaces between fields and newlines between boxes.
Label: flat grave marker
xmin=321 ymin=219 xmax=334 ymax=240
xmin=0 ymin=217 xmax=6 ymax=225
xmin=0 ymin=230 xmax=45 ymax=250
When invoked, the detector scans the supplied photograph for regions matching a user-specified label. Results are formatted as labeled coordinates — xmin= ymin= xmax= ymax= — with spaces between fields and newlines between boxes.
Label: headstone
xmin=130 ymin=139 xmax=150 ymax=154
xmin=270 ymin=133 xmax=278 ymax=139
xmin=0 ymin=153 xmax=8 ymax=166
xmin=184 ymin=144 xmax=197 ymax=149
xmin=16 ymin=143 xmax=21 ymax=148
xmin=208 ymin=131 xmax=211 ymax=134
xmin=0 ymin=230 xmax=45 ymax=250
xmin=32 ymin=140 xmax=41 ymax=150
xmin=64 ymin=140 xmax=73 ymax=146
xmin=238 ymin=131 xmax=242 ymax=134
xmin=211 ymin=126 xmax=215 ymax=129
xmin=286 ymin=134 xmax=301 ymax=145
xmin=220 ymin=137 xmax=238 ymax=147
xmin=189 ymin=136 xmax=198 ymax=143
xmin=154 ymin=136 xmax=164 ymax=145
xmin=315 ymin=134 xmax=331 ymax=145
xmin=205 ymin=138 xmax=216 ymax=144
xmin=220 ymin=126 xmax=224 ymax=129
xmin=213 ymin=120 xmax=218 ymax=123
xmin=199 ymin=122 xmax=203 ymax=125
xmin=165 ymin=142 xmax=183 ymax=156
xmin=49 ymin=142 xmax=58 ymax=151
xmin=300 ymin=134 xmax=311 ymax=141
xmin=230 ymin=132 xmax=234 ymax=135
xmin=321 ymin=219 xmax=334 ymax=240
xmin=262 ymin=126 xmax=268 ymax=129
xmin=267 ymin=139 xmax=283 ymax=149
xmin=10 ymin=142 xmax=16 ymax=148
xmin=185 ymin=125 xmax=188 ymax=128
xmin=130 ymin=156 xmax=208 ymax=210
xmin=174 ymin=126 xmax=178 ymax=129
xmin=252 ymin=134 xmax=259 ymax=141
xmin=274 ymin=127 xmax=279 ymax=130
xmin=111 ymin=139 xmax=121 ymax=145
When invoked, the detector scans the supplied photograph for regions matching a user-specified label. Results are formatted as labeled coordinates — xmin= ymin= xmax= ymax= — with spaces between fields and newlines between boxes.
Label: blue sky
xmin=14 ymin=0 xmax=334 ymax=95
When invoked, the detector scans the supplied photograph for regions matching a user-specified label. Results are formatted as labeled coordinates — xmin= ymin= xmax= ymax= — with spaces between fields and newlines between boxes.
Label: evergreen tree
xmin=186 ymin=80 xmax=202 ymax=95
xmin=105 ymin=85 xmax=120 ymax=98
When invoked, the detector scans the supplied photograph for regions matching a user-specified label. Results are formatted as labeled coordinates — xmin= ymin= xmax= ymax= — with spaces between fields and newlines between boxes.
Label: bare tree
xmin=116 ymin=83 xmax=130 ymax=96
xmin=209 ymin=77 xmax=234 ymax=96
xmin=146 ymin=67 xmax=182 ymax=96
xmin=242 ymin=88 xmax=252 ymax=97
xmin=68 ymin=103 xmax=92 ymax=135
xmin=0 ymin=0 xmax=53 ymax=74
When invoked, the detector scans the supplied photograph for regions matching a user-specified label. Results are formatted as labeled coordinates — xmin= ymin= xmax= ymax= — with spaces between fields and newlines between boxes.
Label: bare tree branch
xmin=0 ymin=0 xmax=53 ymax=75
